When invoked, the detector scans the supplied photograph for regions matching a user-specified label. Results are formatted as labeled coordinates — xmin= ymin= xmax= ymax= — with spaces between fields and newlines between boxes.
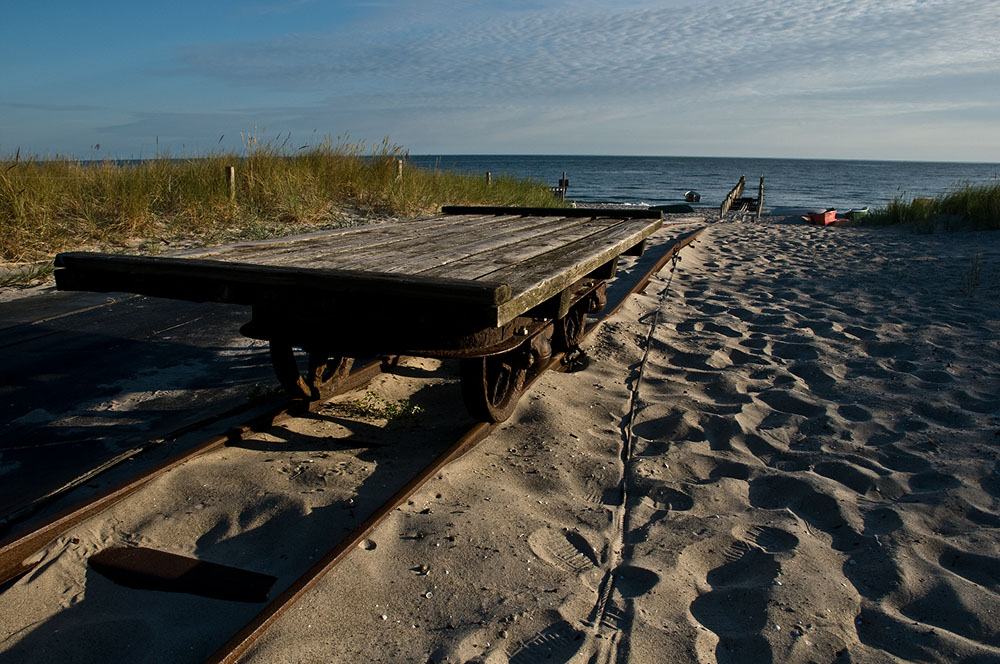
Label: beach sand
xmin=1 ymin=214 xmax=999 ymax=663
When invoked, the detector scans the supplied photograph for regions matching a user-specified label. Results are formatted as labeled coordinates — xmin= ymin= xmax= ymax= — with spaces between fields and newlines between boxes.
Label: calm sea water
xmin=408 ymin=155 xmax=1000 ymax=212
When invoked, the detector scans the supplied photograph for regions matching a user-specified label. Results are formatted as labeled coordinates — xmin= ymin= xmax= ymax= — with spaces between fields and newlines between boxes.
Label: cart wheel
xmin=269 ymin=342 xmax=354 ymax=401
xmin=553 ymin=304 xmax=587 ymax=352
xmin=460 ymin=352 xmax=528 ymax=423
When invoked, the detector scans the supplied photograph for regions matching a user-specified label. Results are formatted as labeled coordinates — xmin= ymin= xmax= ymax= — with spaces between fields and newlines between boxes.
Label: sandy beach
xmin=2 ymin=213 xmax=999 ymax=663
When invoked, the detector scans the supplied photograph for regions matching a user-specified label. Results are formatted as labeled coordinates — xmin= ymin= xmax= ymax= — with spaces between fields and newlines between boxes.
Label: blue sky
xmin=3 ymin=0 xmax=999 ymax=161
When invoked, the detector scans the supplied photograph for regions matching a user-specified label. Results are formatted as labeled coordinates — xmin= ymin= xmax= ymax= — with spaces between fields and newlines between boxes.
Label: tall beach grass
xmin=0 ymin=135 xmax=564 ymax=276
xmin=868 ymin=181 xmax=1000 ymax=232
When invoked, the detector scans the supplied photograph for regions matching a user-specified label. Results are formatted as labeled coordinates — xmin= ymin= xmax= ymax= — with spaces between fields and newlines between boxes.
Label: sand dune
xmin=1 ymin=215 xmax=998 ymax=663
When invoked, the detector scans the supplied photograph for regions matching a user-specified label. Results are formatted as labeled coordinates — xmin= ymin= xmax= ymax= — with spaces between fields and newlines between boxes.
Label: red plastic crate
xmin=808 ymin=210 xmax=837 ymax=225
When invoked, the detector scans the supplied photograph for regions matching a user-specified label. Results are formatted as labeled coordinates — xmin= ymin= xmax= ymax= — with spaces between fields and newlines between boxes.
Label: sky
xmin=2 ymin=0 xmax=999 ymax=162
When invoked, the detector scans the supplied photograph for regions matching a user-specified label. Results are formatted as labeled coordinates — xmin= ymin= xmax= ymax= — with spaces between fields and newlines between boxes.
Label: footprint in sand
xmin=508 ymin=620 xmax=585 ymax=664
xmin=913 ymin=368 xmax=954 ymax=384
xmin=739 ymin=335 xmax=769 ymax=350
xmin=697 ymin=413 xmax=748 ymax=451
xmin=957 ymin=392 xmax=1000 ymax=414
xmin=755 ymin=389 xmax=826 ymax=418
xmin=907 ymin=470 xmax=962 ymax=493
xmin=939 ymin=547 xmax=1000 ymax=592
xmin=748 ymin=475 xmax=857 ymax=548
xmin=789 ymin=360 xmax=838 ymax=395
xmin=863 ymin=340 xmax=916 ymax=360
xmin=689 ymin=541 xmax=780 ymax=662
xmin=912 ymin=400 xmax=976 ymax=428
xmin=693 ymin=302 xmax=730 ymax=316
xmin=708 ymin=460 xmax=753 ymax=481
xmin=746 ymin=525 xmax=799 ymax=553
xmin=843 ymin=325 xmax=878 ymax=341
xmin=836 ymin=403 xmax=872 ymax=422
xmin=968 ymin=506 xmax=1000 ymax=528
xmin=750 ymin=475 xmax=905 ymax=600
xmin=770 ymin=341 xmax=820 ymax=361
xmin=873 ymin=444 xmax=932 ymax=472
xmin=723 ymin=347 xmax=767 ymax=367
xmin=855 ymin=607 xmax=974 ymax=662
xmin=844 ymin=358 xmax=890 ymax=381
xmin=900 ymin=580 xmax=1000 ymax=649
xmin=667 ymin=350 xmax=716 ymax=371
xmin=699 ymin=321 xmax=743 ymax=338
xmin=862 ymin=506 xmax=904 ymax=536
xmin=613 ymin=564 xmax=661 ymax=598
xmin=812 ymin=460 xmax=881 ymax=496
xmin=527 ymin=528 xmax=600 ymax=575
xmin=635 ymin=480 xmax=694 ymax=512
xmin=981 ymin=462 xmax=1000 ymax=499
xmin=674 ymin=319 xmax=699 ymax=334
xmin=631 ymin=409 xmax=707 ymax=445
xmin=583 ymin=484 xmax=622 ymax=507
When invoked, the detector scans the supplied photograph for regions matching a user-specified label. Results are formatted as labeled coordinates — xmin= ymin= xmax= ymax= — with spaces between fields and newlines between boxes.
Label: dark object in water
xmin=88 ymin=546 xmax=277 ymax=602
xmin=650 ymin=204 xmax=694 ymax=213
xmin=684 ymin=190 xmax=701 ymax=203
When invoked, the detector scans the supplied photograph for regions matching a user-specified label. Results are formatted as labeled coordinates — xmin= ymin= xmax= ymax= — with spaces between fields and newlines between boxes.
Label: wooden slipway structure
xmin=54 ymin=206 xmax=662 ymax=422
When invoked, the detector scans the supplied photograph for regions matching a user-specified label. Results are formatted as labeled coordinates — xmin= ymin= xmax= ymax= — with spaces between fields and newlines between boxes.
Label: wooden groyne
xmin=720 ymin=176 xmax=745 ymax=216
xmin=720 ymin=175 xmax=765 ymax=219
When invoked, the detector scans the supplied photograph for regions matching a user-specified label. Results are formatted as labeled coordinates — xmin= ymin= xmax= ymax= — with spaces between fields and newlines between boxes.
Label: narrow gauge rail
xmin=207 ymin=226 xmax=703 ymax=664
xmin=0 ymin=213 xmax=702 ymax=662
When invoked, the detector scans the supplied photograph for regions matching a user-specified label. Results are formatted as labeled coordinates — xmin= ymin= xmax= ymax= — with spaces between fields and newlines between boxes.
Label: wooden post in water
xmin=396 ymin=159 xmax=403 ymax=181
xmin=486 ymin=171 xmax=492 ymax=186
xmin=756 ymin=176 xmax=765 ymax=221
xmin=558 ymin=172 xmax=569 ymax=201
xmin=720 ymin=175 xmax=746 ymax=217
xmin=225 ymin=166 xmax=236 ymax=203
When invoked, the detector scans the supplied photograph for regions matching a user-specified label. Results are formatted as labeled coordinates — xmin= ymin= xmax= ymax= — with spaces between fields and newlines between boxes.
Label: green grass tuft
xmin=867 ymin=181 xmax=1000 ymax=232
xmin=342 ymin=391 xmax=424 ymax=422
xmin=0 ymin=134 xmax=566 ymax=268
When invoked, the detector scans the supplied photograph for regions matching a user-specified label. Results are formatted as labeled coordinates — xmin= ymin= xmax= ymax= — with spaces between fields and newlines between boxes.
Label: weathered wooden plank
xmin=441 ymin=205 xmax=662 ymax=219
xmin=180 ymin=214 xmax=455 ymax=259
xmin=338 ymin=216 xmax=585 ymax=273
xmin=325 ymin=215 xmax=554 ymax=271
xmin=211 ymin=214 xmax=531 ymax=270
xmin=489 ymin=218 xmax=662 ymax=325
xmin=422 ymin=218 xmax=626 ymax=281
xmin=376 ymin=217 xmax=580 ymax=274
xmin=191 ymin=215 xmax=499 ymax=266
xmin=53 ymin=252 xmax=511 ymax=307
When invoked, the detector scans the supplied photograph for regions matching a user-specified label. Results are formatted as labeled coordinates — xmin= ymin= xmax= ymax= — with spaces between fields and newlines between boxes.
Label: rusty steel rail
xmin=0 ymin=357 xmax=392 ymax=588
xmin=205 ymin=226 xmax=705 ymax=664
xmin=608 ymin=227 xmax=703 ymax=318
xmin=0 ymin=225 xmax=704 ymax=662
xmin=206 ymin=332 xmax=583 ymax=664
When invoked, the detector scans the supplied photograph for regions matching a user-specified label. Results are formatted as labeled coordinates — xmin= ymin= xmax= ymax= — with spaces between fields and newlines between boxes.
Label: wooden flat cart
xmin=54 ymin=206 xmax=662 ymax=422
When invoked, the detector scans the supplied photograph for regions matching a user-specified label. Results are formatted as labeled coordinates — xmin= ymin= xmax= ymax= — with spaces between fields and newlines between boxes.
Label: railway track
xmin=0 ymin=225 xmax=703 ymax=662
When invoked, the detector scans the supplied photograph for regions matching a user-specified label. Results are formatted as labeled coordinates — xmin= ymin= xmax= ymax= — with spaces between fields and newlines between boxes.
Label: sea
xmin=407 ymin=155 xmax=1000 ymax=213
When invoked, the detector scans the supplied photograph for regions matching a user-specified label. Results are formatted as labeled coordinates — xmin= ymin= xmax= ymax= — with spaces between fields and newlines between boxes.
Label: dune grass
xmin=0 ymin=135 xmax=564 ymax=279
xmin=867 ymin=181 xmax=1000 ymax=232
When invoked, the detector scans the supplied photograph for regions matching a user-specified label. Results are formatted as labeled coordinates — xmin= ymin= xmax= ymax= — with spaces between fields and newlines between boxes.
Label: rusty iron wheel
xmin=459 ymin=351 xmax=528 ymax=423
xmin=269 ymin=341 xmax=354 ymax=401
xmin=553 ymin=304 xmax=587 ymax=352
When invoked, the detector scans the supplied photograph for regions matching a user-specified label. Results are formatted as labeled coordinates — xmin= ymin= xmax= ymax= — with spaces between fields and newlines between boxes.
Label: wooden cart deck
xmin=54 ymin=206 xmax=663 ymax=420
xmin=55 ymin=206 xmax=661 ymax=331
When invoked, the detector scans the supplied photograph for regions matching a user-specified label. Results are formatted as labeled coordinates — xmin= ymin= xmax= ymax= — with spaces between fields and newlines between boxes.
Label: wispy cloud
xmin=2 ymin=102 xmax=106 ymax=112
xmin=177 ymin=0 xmax=1000 ymax=105
xmin=10 ymin=0 xmax=997 ymax=158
